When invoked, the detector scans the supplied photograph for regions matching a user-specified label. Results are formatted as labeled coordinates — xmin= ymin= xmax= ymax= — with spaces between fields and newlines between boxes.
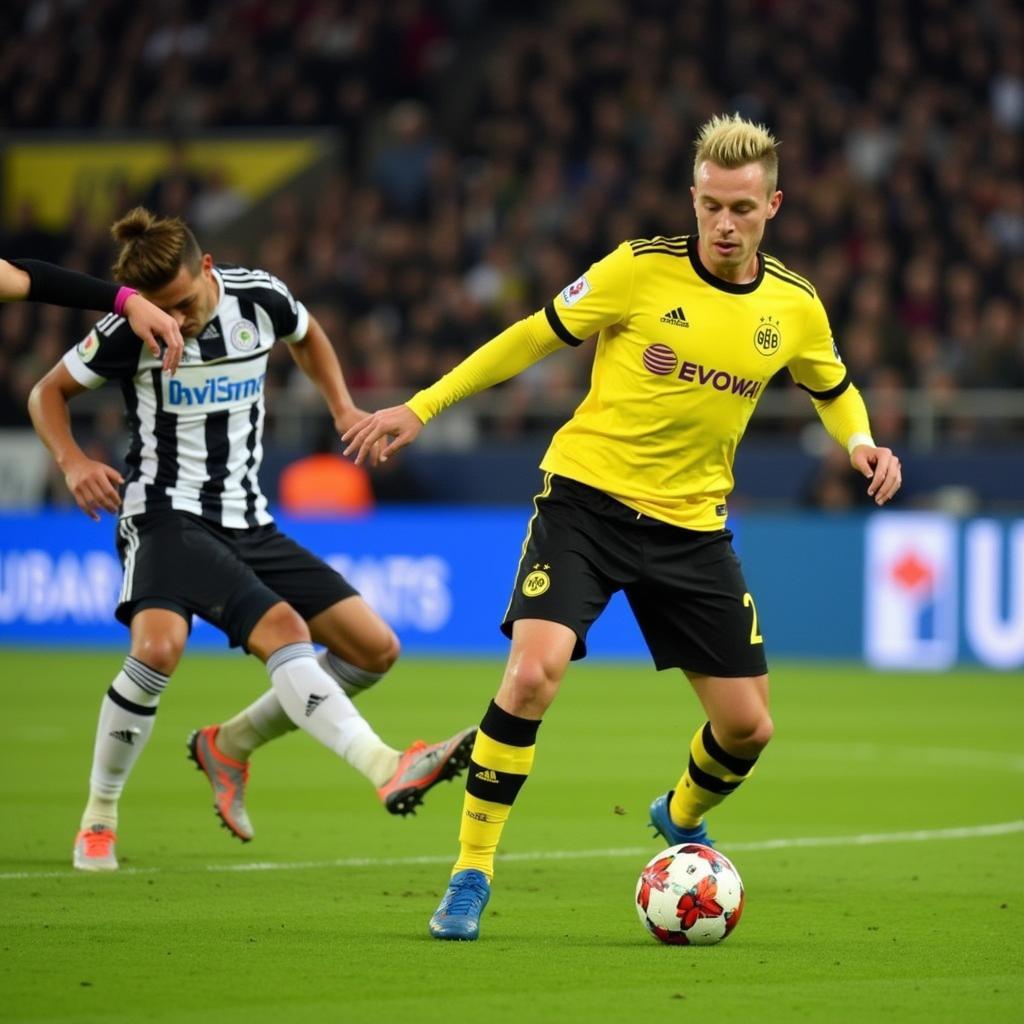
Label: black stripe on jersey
xmin=629 ymin=235 xmax=688 ymax=252
xmin=200 ymin=411 xmax=232 ymax=520
xmin=236 ymin=295 xmax=257 ymax=332
xmin=798 ymin=370 xmax=851 ymax=401
xmin=763 ymin=256 xmax=815 ymax=293
xmin=120 ymin=378 xmax=143 ymax=489
xmin=146 ymin=368 xmax=176 ymax=512
xmin=240 ymin=403 xmax=260 ymax=527
xmin=631 ymin=246 xmax=690 ymax=258
xmin=764 ymin=265 xmax=815 ymax=298
xmin=544 ymin=303 xmax=584 ymax=346
xmin=198 ymin=316 xmax=228 ymax=361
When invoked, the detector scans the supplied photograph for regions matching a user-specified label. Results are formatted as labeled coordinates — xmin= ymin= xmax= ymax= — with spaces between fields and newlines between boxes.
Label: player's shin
xmin=266 ymin=642 xmax=399 ymax=785
xmin=454 ymin=700 xmax=540 ymax=879
xmin=669 ymin=722 xmax=759 ymax=828
xmin=81 ymin=656 xmax=169 ymax=830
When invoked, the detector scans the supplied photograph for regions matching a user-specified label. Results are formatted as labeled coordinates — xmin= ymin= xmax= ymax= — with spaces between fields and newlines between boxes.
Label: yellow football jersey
xmin=532 ymin=235 xmax=850 ymax=529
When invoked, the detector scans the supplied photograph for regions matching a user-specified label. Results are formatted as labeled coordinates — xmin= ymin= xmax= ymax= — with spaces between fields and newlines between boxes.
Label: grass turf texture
xmin=0 ymin=651 xmax=1021 ymax=1024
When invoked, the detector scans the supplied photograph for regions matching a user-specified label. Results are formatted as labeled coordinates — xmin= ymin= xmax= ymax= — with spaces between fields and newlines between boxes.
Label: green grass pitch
xmin=0 ymin=650 xmax=1021 ymax=1023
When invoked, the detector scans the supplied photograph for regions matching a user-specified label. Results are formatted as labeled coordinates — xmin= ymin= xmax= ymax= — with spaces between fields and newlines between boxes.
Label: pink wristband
xmin=114 ymin=286 xmax=138 ymax=316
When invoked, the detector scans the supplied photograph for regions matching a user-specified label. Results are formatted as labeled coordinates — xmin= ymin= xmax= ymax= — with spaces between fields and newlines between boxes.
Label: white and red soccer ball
xmin=635 ymin=844 xmax=745 ymax=945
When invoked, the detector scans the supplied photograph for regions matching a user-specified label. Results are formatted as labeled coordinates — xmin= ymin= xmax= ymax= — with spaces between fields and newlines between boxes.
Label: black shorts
xmin=501 ymin=475 xmax=768 ymax=677
xmin=115 ymin=511 xmax=357 ymax=648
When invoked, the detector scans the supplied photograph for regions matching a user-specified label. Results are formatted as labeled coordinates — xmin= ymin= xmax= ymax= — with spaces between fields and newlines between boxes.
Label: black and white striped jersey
xmin=62 ymin=266 xmax=310 ymax=529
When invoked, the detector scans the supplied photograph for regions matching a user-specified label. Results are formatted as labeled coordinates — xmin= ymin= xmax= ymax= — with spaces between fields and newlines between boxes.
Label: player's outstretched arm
xmin=27 ymin=362 xmax=124 ymax=521
xmin=342 ymin=404 xmax=424 ymax=465
xmin=343 ymin=316 xmax=564 ymax=465
xmin=850 ymin=443 xmax=902 ymax=506
xmin=2 ymin=258 xmax=183 ymax=374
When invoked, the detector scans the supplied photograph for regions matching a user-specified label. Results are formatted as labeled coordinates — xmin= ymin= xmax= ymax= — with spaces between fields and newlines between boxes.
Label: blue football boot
xmin=649 ymin=790 xmax=715 ymax=848
xmin=428 ymin=868 xmax=491 ymax=940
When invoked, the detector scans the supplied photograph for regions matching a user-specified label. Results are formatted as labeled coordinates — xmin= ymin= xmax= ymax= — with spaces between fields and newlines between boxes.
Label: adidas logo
xmin=198 ymin=323 xmax=221 ymax=340
xmin=474 ymin=768 xmax=499 ymax=783
xmin=305 ymin=693 xmax=328 ymax=717
xmin=660 ymin=306 xmax=689 ymax=327
xmin=109 ymin=728 xmax=138 ymax=745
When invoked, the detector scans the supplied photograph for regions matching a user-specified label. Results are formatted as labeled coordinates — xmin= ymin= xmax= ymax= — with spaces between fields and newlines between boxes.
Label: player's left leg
xmin=651 ymin=673 xmax=772 ymax=846
xmin=207 ymin=596 xmax=399 ymax=780
xmin=75 ymin=608 xmax=189 ymax=871
xmin=628 ymin=523 xmax=770 ymax=847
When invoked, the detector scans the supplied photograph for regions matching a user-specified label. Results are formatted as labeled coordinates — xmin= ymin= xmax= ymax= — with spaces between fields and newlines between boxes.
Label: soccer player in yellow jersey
xmin=344 ymin=114 xmax=902 ymax=940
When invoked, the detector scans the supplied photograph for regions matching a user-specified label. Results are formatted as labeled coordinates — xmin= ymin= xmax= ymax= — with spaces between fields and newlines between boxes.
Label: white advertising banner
xmin=864 ymin=514 xmax=958 ymax=669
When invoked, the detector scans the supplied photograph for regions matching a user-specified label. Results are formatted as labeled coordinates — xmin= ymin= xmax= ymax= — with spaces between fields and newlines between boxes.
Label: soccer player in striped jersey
xmin=27 ymin=208 xmax=475 ymax=871
xmin=1 ymin=256 xmax=183 ymax=373
xmin=343 ymin=114 xmax=903 ymax=940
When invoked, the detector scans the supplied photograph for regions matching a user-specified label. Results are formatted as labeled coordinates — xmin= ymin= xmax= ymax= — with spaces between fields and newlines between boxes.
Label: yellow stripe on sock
xmin=472 ymin=731 xmax=536 ymax=775
xmin=690 ymin=732 xmax=753 ymax=786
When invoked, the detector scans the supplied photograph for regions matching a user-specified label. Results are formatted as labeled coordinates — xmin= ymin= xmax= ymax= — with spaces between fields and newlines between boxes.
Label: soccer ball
xmin=635 ymin=844 xmax=745 ymax=945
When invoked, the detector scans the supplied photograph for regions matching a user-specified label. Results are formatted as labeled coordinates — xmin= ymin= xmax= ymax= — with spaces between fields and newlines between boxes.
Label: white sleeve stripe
xmin=280 ymin=302 xmax=310 ymax=343
xmin=95 ymin=314 xmax=125 ymax=333
xmin=62 ymin=349 xmax=106 ymax=389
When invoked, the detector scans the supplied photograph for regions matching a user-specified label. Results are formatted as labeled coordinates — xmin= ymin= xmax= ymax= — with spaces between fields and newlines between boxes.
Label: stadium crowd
xmin=1 ymin=0 xmax=1022 ymax=449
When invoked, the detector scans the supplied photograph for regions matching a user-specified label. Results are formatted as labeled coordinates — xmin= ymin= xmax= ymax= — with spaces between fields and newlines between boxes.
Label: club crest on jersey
xmin=230 ymin=319 xmax=259 ymax=352
xmin=77 ymin=331 xmax=100 ymax=363
xmin=561 ymin=275 xmax=591 ymax=306
xmin=753 ymin=316 xmax=781 ymax=356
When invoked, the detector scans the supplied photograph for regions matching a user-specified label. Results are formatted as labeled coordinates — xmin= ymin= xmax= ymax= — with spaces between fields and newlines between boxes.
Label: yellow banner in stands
xmin=3 ymin=137 xmax=325 ymax=229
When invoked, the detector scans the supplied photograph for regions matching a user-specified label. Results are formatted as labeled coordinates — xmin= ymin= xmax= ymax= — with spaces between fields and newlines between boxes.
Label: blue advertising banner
xmin=1 ymin=510 xmax=1021 ymax=668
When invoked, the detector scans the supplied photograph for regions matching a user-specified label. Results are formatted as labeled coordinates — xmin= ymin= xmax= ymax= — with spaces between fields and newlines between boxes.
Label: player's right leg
xmin=429 ymin=618 xmax=576 ymax=940
xmin=74 ymin=608 xmax=188 ymax=871
xmin=192 ymin=595 xmax=404 ymax=839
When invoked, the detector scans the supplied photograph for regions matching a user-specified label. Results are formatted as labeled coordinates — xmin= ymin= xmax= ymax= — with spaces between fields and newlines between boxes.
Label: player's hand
xmin=342 ymin=404 xmax=424 ymax=466
xmin=123 ymin=293 xmax=184 ymax=375
xmin=334 ymin=407 xmax=385 ymax=468
xmin=62 ymin=455 xmax=124 ymax=521
xmin=851 ymin=444 xmax=901 ymax=506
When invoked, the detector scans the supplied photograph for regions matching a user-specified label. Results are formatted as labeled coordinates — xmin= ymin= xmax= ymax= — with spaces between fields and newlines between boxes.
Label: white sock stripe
xmin=324 ymin=652 xmax=383 ymax=690
xmin=266 ymin=642 xmax=316 ymax=675
xmin=122 ymin=657 xmax=169 ymax=696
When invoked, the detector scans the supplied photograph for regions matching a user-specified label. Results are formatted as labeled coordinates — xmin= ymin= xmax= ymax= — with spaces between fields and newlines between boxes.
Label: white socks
xmin=317 ymin=649 xmax=384 ymax=697
xmin=81 ymin=657 xmax=169 ymax=831
xmin=266 ymin=643 xmax=399 ymax=787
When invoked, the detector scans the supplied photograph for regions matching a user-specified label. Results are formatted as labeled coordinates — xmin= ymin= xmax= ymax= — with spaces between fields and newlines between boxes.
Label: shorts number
xmin=743 ymin=592 xmax=763 ymax=645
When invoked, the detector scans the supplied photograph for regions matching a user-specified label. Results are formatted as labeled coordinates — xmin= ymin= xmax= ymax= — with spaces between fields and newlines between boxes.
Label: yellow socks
xmin=669 ymin=722 xmax=758 ymax=828
xmin=454 ymin=700 xmax=541 ymax=879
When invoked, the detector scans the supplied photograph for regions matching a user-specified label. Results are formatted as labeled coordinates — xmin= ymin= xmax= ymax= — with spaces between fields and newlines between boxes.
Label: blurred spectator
xmin=1 ymin=0 xmax=1022 ymax=452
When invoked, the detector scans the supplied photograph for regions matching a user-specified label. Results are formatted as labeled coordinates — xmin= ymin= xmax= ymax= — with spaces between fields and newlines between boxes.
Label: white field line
xmin=2 ymin=820 xmax=1021 ymax=882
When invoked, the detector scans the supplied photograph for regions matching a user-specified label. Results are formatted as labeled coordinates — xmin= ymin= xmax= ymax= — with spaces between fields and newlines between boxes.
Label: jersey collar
xmin=688 ymin=236 xmax=765 ymax=294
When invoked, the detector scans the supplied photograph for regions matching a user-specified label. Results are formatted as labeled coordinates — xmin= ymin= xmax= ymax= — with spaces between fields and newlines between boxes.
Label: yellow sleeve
xmin=406 ymin=314 xmax=563 ymax=423
xmin=786 ymin=292 xmax=847 ymax=396
xmin=812 ymin=383 xmax=874 ymax=454
xmin=544 ymin=241 xmax=635 ymax=343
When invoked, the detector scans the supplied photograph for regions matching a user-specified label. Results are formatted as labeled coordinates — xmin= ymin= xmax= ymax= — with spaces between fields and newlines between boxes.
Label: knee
xmin=250 ymin=602 xmax=310 ymax=659
xmin=356 ymin=626 xmax=401 ymax=675
xmin=131 ymin=634 xmax=185 ymax=676
xmin=717 ymin=713 xmax=774 ymax=758
xmin=504 ymin=651 xmax=565 ymax=710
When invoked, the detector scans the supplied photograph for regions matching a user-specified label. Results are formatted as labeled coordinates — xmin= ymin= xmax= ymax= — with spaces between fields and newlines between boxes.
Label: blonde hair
xmin=111 ymin=207 xmax=202 ymax=289
xmin=693 ymin=114 xmax=780 ymax=194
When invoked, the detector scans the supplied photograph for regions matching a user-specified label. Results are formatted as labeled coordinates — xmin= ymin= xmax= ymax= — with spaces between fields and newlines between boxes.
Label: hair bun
xmin=111 ymin=207 xmax=155 ymax=243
